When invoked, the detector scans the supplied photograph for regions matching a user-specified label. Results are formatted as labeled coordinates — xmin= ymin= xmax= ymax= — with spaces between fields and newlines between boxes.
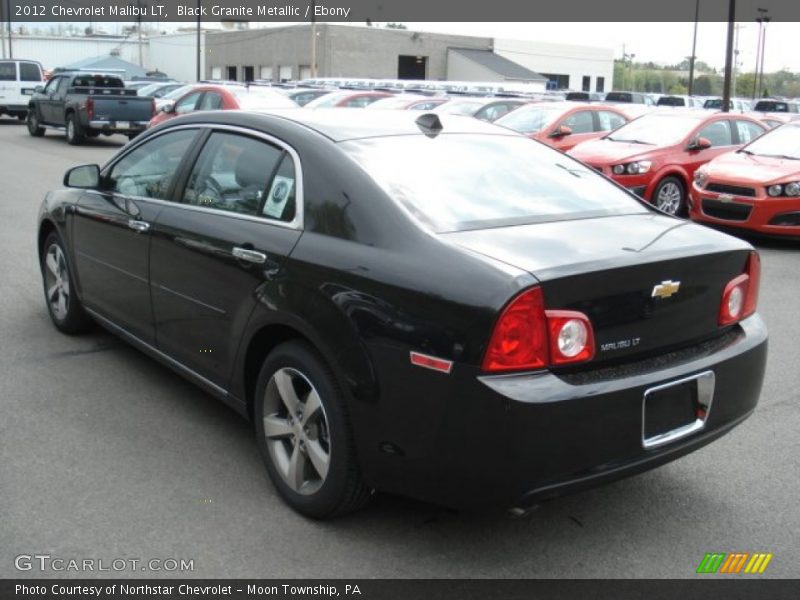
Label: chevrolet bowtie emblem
xmin=652 ymin=280 xmax=681 ymax=299
xmin=719 ymin=193 xmax=735 ymax=203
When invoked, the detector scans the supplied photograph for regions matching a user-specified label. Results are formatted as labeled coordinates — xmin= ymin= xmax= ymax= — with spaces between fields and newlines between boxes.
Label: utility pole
xmin=5 ymin=0 xmax=12 ymax=59
xmin=196 ymin=0 xmax=201 ymax=81
xmin=721 ymin=0 xmax=736 ymax=113
xmin=310 ymin=1 xmax=317 ymax=78
xmin=732 ymin=24 xmax=742 ymax=98
xmin=688 ymin=0 xmax=699 ymax=96
xmin=752 ymin=8 xmax=767 ymax=99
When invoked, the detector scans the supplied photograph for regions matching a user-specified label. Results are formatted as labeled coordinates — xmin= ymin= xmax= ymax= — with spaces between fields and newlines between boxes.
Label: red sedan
xmin=148 ymin=85 xmax=297 ymax=128
xmin=494 ymin=102 xmax=629 ymax=152
xmin=568 ymin=110 xmax=767 ymax=215
xmin=690 ymin=121 xmax=800 ymax=237
xmin=304 ymin=90 xmax=392 ymax=108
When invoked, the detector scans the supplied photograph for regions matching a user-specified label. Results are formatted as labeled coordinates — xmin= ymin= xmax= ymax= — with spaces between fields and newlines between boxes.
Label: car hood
xmin=442 ymin=212 xmax=746 ymax=282
xmin=568 ymin=138 xmax=659 ymax=165
xmin=703 ymin=151 xmax=800 ymax=185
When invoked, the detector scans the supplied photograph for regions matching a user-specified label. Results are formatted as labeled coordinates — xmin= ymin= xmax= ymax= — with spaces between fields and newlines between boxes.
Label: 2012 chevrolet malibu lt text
xmin=37 ymin=109 xmax=768 ymax=518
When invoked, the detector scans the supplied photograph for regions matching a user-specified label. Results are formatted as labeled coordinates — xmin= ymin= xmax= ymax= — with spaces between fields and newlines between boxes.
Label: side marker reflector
xmin=410 ymin=351 xmax=453 ymax=374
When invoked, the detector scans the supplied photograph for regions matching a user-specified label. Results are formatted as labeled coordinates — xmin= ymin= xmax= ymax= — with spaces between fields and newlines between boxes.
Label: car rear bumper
xmin=690 ymin=182 xmax=800 ymax=237
xmin=88 ymin=120 xmax=149 ymax=133
xmin=364 ymin=315 xmax=767 ymax=509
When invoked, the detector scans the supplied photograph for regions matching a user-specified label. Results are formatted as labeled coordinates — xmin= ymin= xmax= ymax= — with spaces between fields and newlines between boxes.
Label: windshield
xmin=367 ymin=96 xmax=423 ymax=110
xmin=341 ymin=134 xmax=648 ymax=232
xmin=436 ymin=100 xmax=485 ymax=116
xmin=657 ymin=97 xmax=686 ymax=107
xmin=305 ymin=92 xmax=348 ymax=108
xmin=742 ymin=124 xmax=800 ymax=160
xmin=495 ymin=105 xmax=564 ymax=134
xmin=162 ymin=85 xmax=196 ymax=101
xmin=232 ymin=88 xmax=297 ymax=109
xmin=606 ymin=114 xmax=704 ymax=145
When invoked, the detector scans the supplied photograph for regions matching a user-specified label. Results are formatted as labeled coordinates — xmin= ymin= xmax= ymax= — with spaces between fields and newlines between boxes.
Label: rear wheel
xmin=27 ymin=110 xmax=45 ymax=137
xmin=17 ymin=112 xmax=26 ymax=121
xmin=65 ymin=113 xmax=84 ymax=145
xmin=254 ymin=341 xmax=371 ymax=518
xmin=41 ymin=232 xmax=92 ymax=334
xmin=653 ymin=176 xmax=686 ymax=217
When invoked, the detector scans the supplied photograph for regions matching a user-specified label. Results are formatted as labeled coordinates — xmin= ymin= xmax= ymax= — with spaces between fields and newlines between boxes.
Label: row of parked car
xmin=17 ymin=67 xmax=800 ymax=238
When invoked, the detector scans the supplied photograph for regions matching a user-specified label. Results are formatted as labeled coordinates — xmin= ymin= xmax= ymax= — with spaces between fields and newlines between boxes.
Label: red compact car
xmin=494 ymin=102 xmax=629 ymax=152
xmin=690 ymin=121 xmax=800 ymax=237
xmin=304 ymin=90 xmax=392 ymax=108
xmin=148 ymin=85 xmax=297 ymax=128
xmin=568 ymin=110 xmax=767 ymax=215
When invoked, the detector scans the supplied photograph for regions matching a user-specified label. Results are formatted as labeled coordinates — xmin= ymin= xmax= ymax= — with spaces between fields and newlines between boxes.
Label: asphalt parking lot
xmin=1 ymin=119 xmax=798 ymax=579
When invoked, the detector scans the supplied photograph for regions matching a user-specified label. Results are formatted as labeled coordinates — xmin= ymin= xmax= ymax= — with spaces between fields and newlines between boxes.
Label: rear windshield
xmin=605 ymin=92 xmax=633 ymax=103
xmin=754 ymin=101 xmax=796 ymax=113
xmin=657 ymin=97 xmax=686 ymax=107
xmin=341 ymin=134 xmax=648 ymax=232
xmin=71 ymin=74 xmax=124 ymax=88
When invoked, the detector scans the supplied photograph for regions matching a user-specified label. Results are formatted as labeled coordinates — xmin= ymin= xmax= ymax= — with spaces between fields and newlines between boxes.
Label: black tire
xmin=27 ymin=110 xmax=45 ymax=137
xmin=40 ymin=232 xmax=92 ymax=334
xmin=127 ymin=132 xmax=139 ymax=141
xmin=17 ymin=112 xmax=26 ymax=121
xmin=254 ymin=340 xmax=370 ymax=518
xmin=65 ymin=113 xmax=85 ymax=145
xmin=652 ymin=176 xmax=687 ymax=217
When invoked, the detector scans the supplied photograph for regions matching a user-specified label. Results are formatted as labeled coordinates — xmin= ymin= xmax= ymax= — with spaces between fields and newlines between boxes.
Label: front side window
xmin=183 ymin=131 xmax=297 ymax=222
xmin=198 ymin=92 xmax=223 ymax=110
xmin=342 ymin=134 xmax=648 ymax=232
xmin=43 ymin=77 xmax=61 ymax=94
xmin=175 ymin=92 xmax=203 ymax=115
xmin=697 ymin=120 xmax=733 ymax=147
xmin=0 ymin=61 xmax=15 ymax=81
xmin=106 ymin=129 xmax=198 ymax=199
xmin=560 ymin=110 xmax=594 ymax=134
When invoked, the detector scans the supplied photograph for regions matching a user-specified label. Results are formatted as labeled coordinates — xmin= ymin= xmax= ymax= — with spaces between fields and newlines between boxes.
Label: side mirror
xmin=64 ymin=164 xmax=100 ymax=189
xmin=688 ymin=137 xmax=712 ymax=151
xmin=160 ymin=101 xmax=175 ymax=113
xmin=549 ymin=124 xmax=573 ymax=138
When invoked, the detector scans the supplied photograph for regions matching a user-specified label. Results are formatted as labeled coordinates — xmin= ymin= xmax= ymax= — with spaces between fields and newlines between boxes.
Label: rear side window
xmin=106 ymin=129 xmax=197 ymax=200
xmin=183 ymin=132 xmax=297 ymax=223
xmin=342 ymin=134 xmax=648 ymax=232
xmin=735 ymin=120 xmax=766 ymax=144
xmin=19 ymin=62 xmax=42 ymax=82
xmin=71 ymin=74 xmax=124 ymax=88
xmin=0 ymin=61 xmax=15 ymax=81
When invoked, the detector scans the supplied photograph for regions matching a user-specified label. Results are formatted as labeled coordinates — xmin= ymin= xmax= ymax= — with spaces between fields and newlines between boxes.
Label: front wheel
xmin=65 ymin=113 xmax=85 ymax=145
xmin=41 ymin=232 xmax=92 ymax=334
xmin=254 ymin=341 xmax=371 ymax=518
xmin=27 ymin=110 xmax=45 ymax=136
xmin=653 ymin=176 xmax=686 ymax=217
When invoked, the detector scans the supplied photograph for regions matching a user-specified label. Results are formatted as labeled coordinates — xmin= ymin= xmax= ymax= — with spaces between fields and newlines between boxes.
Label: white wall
xmin=493 ymin=39 xmax=614 ymax=92
xmin=148 ymin=33 xmax=205 ymax=83
xmin=7 ymin=36 xmax=149 ymax=72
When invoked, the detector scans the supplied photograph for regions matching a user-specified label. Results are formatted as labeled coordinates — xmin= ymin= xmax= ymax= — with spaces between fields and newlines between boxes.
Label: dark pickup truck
xmin=27 ymin=72 xmax=154 ymax=144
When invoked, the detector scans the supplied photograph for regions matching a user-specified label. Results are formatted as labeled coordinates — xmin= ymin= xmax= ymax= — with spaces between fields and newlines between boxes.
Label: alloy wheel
xmin=44 ymin=244 xmax=70 ymax=320
xmin=262 ymin=367 xmax=331 ymax=496
xmin=656 ymin=181 xmax=683 ymax=215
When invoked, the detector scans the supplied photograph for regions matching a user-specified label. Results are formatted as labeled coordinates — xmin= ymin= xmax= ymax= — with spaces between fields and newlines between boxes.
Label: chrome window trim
xmin=97 ymin=122 xmax=305 ymax=231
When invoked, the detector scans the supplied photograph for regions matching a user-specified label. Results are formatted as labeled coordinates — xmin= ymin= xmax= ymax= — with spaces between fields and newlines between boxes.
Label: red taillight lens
xmin=482 ymin=287 xmax=548 ymax=372
xmin=545 ymin=310 xmax=596 ymax=365
xmin=482 ymin=288 xmax=595 ymax=372
xmin=719 ymin=251 xmax=760 ymax=326
xmin=85 ymin=97 xmax=94 ymax=119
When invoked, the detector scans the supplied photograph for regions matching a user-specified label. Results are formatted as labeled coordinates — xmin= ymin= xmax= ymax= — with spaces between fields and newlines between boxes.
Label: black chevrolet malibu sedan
xmin=37 ymin=109 xmax=768 ymax=518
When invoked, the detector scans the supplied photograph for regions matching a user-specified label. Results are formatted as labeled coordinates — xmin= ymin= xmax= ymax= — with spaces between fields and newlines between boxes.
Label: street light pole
xmin=5 ymin=0 xmax=12 ymax=59
xmin=688 ymin=0 xmax=699 ymax=96
xmin=196 ymin=0 xmax=201 ymax=81
xmin=721 ymin=0 xmax=736 ymax=113
xmin=757 ymin=15 xmax=770 ymax=98
xmin=310 ymin=1 xmax=317 ymax=78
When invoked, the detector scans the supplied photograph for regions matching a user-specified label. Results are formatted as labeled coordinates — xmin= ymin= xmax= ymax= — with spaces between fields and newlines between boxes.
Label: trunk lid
xmin=444 ymin=213 xmax=752 ymax=364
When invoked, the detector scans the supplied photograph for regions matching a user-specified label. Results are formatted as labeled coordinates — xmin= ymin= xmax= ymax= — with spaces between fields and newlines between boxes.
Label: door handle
xmin=232 ymin=246 xmax=267 ymax=264
xmin=127 ymin=219 xmax=150 ymax=233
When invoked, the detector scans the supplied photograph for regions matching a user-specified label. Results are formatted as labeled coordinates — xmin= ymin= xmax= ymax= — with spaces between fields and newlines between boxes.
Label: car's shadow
xmin=32 ymin=131 xmax=128 ymax=148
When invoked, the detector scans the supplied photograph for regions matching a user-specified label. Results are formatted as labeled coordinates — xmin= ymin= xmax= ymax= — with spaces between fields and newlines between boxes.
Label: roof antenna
xmin=415 ymin=113 xmax=443 ymax=138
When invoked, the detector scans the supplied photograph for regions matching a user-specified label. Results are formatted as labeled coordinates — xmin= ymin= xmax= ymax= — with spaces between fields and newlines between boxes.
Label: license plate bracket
xmin=642 ymin=371 xmax=715 ymax=449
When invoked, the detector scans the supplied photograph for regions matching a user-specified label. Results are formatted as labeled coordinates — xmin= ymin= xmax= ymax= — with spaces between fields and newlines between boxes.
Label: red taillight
xmin=482 ymin=287 xmax=595 ymax=373
xmin=719 ymin=251 xmax=760 ymax=326
xmin=85 ymin=97 xmax=94 ymax=120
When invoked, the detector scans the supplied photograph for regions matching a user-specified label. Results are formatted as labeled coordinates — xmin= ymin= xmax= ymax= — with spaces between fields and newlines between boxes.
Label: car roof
xmin=172 ymin=108 xmax=516 ymax=142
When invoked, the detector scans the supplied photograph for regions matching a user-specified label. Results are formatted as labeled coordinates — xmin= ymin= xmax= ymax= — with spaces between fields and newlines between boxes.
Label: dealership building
xmin=3 ymin=24 xmax=614 ymax=92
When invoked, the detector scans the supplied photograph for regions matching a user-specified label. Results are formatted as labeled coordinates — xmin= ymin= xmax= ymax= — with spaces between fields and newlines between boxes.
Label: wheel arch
xmin=37 ymin=219 xmax=58 ymax=265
